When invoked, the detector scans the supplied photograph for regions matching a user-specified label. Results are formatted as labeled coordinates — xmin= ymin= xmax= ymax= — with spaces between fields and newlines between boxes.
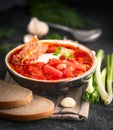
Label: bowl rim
xmin=5 ymin=39 xmax=97 ymax=83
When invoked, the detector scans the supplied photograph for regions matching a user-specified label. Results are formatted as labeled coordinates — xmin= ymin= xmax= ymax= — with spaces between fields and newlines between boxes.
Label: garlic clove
xmin=23 ymin=34 xmax=34 ymax=43
xmin=60 ymin=97 xmax=76 ymax=108
xmin=36 ymin=21 xmax=49 ymax=37
xmin=27 ymin=17 xmax=49 ymax=37
xmin=27 ymin=17 xmax=39 ymax=34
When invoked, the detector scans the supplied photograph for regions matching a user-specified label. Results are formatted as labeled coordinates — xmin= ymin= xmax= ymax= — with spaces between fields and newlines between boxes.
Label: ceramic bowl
xmin=5 ymin=40 xmax=97 ymax=95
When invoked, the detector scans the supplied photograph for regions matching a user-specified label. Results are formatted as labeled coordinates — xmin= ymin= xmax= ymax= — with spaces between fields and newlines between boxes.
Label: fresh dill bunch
xmin=0 ymin=27 xmax=16 ymax=38
xmin=27 ymin=0 xmax=85 ymax=28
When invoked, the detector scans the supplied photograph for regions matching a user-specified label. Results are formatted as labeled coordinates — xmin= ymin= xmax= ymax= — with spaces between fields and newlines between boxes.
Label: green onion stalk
xmin=83 ymin=49 xmax=113 ymax=105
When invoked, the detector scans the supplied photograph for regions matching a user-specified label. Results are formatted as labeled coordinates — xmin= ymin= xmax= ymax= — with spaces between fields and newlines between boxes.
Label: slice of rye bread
xmin=0 ymin=95 xmax=54 ymax=121
xmin=0 ymin=80 xmax=33 ymax=109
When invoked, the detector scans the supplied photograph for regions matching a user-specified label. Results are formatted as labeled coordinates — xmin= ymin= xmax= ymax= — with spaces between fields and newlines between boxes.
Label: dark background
xmin=0 ymin=1 xmax=113 ymax=130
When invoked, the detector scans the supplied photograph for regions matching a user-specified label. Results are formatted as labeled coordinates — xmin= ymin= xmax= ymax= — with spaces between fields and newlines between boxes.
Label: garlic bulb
xmin=27 ymin=17 xmax=49 ymax=37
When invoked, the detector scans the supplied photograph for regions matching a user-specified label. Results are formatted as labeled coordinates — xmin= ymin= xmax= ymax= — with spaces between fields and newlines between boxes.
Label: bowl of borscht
xmin=5 ymin=36 xmax=97 ymax=95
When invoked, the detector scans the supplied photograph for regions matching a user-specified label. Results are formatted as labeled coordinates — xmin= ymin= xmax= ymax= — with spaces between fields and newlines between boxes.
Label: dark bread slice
xmin=0 ymin=80 xmax=33 ymax=109
xmin=0 ymin=95 xmax=54 ymax=121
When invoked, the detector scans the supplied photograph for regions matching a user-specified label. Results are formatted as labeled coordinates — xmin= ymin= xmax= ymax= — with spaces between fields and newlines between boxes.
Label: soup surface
xmin=8 ymin=37 xmax=93 ymax=80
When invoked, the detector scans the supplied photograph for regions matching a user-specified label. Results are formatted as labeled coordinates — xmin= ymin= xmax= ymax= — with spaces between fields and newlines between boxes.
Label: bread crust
xmin=0 ymin=80 xmax=33 ymax=109
xmin=0 ymin=95 xmax=54 ymax=121
xmin=0 ymin=92 xmax=33 ymax=109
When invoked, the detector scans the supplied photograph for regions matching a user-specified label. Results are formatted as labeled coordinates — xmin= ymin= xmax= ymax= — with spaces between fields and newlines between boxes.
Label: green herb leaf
xmin=45 ymin=33 xmax=62 ymax=39
xmin=0 ymin=27 xmax=16 ymax=38
xmin=61 ymin=47 xmax=74 ymax=59
xmin=53 ymin=46 xmax=62 ymax=56
xmin=0 ymin=43 xmax=18 ymax=54
xmin=69 ymin=54 xmax=74 ymax=58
